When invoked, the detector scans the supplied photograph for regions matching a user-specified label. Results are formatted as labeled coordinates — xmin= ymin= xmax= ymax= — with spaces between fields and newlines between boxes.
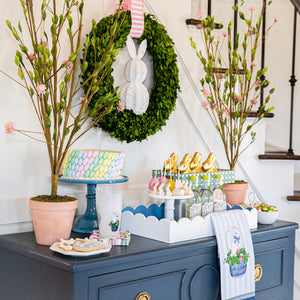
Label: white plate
xmin=50 ymin=241 xmax=111 ymax=257
xmin=148 ymin=192 xmax=193 ymax=200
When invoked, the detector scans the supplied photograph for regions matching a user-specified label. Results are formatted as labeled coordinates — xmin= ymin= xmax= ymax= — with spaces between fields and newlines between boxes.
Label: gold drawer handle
xmin=135 ymin=291 xmax=151 ymax=300
xmin=255 ymin=264 xmax=263 ymax=281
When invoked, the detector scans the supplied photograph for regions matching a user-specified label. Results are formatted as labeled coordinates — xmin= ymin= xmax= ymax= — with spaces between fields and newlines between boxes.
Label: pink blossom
xmin=239 ymin=256 xmax=243 ymax=262
xmin=219 ymin=73 xmax=225 ymax=79
xmin=37 ymin=84 xmax=46 ymax=95
xmin=251 ymin=61 xmax=258 ymax=66
xmin=251 ymin=99 xmax=258 ymax=106
xmin=196 ymin=24 xmax=204 ymax=30
xmin=255 ymin=80 xmax=262 ymax=87
xmin=274 ymin=17 xmax=279 ymax=22
xmin=4 ymin=121 xmax=15 ymax=134
xmin=247 ymin=28 xmax=254 ymax=36
xmin=203 ymin=90 xmax=211 ymax=97
xmin=202 ymin=101 xmax=209 ymax=109
xmin=236 ymin=249 xmax=240 ymax=254
xmin=270 ymin=0 xmax=274 ymax=3
xmin=210 ymin=103 xmax=217 ymax=110
xmin=223 ymin=107 xmax=230 ymax=116
xmin=27 ymin=53 xmax=36 ymax=60
xmin=80 ymin=97 xmax=87 ymax=107
xmin=41 ymin=41 xmax=48 ymax=47
xmin=249 ymin=6 xmax=256 ymax=12
xmin=222 ymin=31 xmax=228 ymax=37
xmin=211 ymin=38 xmax=217 ymax=45
xmin=117 ymin=101 xmax=125 ymax=112
xmin=63 ymin=60 xmax=73 ymax=69
xmin=229 ymin=260 xmax=232 ymax=265
xmin=235 ymin=95 xmax=242 ymax=102
xmin=197 ymin=10 xmax=205 ymax=17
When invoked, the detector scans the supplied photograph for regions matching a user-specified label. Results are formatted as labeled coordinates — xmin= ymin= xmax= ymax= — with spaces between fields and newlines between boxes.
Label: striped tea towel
xmin=211 ymin=210 xmax=255 ymax=300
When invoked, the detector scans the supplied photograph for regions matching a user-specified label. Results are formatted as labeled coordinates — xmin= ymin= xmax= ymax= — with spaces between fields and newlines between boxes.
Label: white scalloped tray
xmin=121 ymin=208 xmax=257 ymax=243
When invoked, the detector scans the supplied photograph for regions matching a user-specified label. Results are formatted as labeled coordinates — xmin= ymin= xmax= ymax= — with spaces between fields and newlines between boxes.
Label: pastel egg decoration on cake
xmin=61 ymin=150 xmax=125 ymax=180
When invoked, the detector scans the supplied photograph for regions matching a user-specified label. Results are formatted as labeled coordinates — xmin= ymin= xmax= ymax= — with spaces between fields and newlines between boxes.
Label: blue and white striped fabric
xmin=211 ymin=210 xmax=255 ymax=300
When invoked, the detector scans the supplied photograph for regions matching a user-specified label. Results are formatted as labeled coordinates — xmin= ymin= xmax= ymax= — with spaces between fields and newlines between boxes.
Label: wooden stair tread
xmin=287 ymin=192 xmax=300 ymax=201
xmin=212 ymin=67 xmax=244 ymax=75
xmin=258 ymin=153 xmax=300 ymax=160
xmin=248 ymin=112 xmax=274 ymax=118
xmin=185 ymin=18 xmax=223 ymax=29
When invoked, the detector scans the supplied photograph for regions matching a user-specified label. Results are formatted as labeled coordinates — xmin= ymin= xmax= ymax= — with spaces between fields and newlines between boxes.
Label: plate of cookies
xmin=50 ymin=238 xmax=111 ymax=256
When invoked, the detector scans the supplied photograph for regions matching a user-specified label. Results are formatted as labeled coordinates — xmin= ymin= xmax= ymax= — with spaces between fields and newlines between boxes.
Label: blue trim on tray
xmin=122 ymin=203 xmax=252 ymax=221
xmin=122 ymin=203 xmax=165 ymax=220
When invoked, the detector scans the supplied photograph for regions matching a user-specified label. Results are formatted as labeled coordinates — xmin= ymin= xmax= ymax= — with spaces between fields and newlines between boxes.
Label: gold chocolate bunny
xmin=189 ymin=152 xmax=203 ymax=173
xmin=163 ymin=153 xmax=178 ymax=173
xmin=202 ymin=153 xmax=218 ymax=172
xmin=179 ymin=153 xmax=193 ymax=174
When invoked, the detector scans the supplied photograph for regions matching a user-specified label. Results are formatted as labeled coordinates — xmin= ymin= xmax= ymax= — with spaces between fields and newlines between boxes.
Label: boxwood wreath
xmin=82 ymin=11 xmax=180 ymax=143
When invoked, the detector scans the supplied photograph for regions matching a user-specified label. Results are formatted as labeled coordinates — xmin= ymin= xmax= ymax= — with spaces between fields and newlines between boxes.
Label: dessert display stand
xmin=58 ymin=176 xmax=128 ymax=233
xmin=148 ymin=193 xmax=193 ymax=220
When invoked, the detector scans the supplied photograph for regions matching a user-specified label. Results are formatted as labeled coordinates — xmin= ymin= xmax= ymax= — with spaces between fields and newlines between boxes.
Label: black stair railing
xmin=288 ymin=7 xmax=298 ymax=156
xmin=260 ymin=0 xmax=267 ymax=108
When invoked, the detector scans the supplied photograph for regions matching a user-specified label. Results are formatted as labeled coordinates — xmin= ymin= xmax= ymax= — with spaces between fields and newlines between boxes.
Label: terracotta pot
xmin=30 ymin=198 xmax=78 ymax=245
xmin=223 ymin=182 xmax=248 ymax=206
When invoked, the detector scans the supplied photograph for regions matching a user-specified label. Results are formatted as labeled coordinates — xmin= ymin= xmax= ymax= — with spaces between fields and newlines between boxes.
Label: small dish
xmin=50 ymin=241 xmax=111 ymax=256
xmin=258 ymin=210 xmax=279 ymax=225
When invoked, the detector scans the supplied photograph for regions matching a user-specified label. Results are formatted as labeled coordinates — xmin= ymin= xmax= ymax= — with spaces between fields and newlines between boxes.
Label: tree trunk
xmin=51 ymin=173 xmax=58 ymax=197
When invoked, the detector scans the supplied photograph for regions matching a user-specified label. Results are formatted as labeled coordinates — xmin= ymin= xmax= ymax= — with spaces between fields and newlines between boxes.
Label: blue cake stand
xmin=58 ymin=176 xmax=128 ymax=234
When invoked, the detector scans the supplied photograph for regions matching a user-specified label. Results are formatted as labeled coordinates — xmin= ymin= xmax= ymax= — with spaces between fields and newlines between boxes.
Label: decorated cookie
xmin=72 ymin=239 xmax=101 ymax=252
xmin=58 ymin=244 xmax=73 ymax=251
xmin=57 ymin=238 xmax=75 ymax=251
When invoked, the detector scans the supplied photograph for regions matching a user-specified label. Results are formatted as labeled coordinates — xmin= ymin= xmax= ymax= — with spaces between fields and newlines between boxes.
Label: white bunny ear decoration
xmin=137 ymin=39 xmax=147 ymax=59
xmin=126 ymin=36 xmax=137 ymax=58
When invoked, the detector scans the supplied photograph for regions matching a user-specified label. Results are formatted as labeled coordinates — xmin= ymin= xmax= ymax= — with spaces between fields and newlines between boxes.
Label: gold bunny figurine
xmin=163 ymin=153 xmax=178 ymax=173
xmin=202 ymin=153 xmax=218 ymax=172
xmin=189 ymin=152 xmax=203 ymax=173
xmin=179 ymin=153 xmax=193 ymax=174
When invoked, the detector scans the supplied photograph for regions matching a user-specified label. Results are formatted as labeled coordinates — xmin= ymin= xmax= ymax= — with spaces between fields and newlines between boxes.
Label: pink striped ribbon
xmin=122 ymin=0 xmax=144 ymax=38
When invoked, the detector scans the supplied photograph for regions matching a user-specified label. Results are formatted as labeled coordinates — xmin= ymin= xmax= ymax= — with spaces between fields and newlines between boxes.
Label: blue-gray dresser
xmin=0 ymin=220 xmax=297 ymax=300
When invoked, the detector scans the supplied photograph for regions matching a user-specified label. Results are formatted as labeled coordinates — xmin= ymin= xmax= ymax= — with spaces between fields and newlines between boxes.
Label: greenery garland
xmin=82 ymin=11 xmax=180 ymax=143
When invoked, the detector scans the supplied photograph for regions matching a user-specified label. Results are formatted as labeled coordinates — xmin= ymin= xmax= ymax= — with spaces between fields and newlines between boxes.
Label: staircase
xmin=254 ymin=0 xmax=300 ymax=201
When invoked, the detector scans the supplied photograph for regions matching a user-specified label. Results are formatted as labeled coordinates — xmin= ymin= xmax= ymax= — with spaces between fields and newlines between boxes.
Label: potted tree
xmin=190 ymin=1 xmax=277 ymax=205
xmin=3 ymin=0 xmax=126 ymax=245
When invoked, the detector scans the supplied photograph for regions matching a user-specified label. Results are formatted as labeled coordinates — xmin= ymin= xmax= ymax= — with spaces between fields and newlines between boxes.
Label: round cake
xmin=61 ymin=150 xmax=125 ymax=180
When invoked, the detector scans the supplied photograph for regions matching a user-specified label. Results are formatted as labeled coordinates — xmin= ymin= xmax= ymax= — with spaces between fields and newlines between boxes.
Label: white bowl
xmin=257 ymin=210 xmax=279 ymax=225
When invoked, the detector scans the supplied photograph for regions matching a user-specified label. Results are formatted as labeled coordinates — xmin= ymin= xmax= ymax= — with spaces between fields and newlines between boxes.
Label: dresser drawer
xmin=88 ymin=251 xmax=220 ymax=300
xmin=90 ymin=270 xmax=184 ymax=300
xmin=254 ymin=237 xmax=288 ymax=299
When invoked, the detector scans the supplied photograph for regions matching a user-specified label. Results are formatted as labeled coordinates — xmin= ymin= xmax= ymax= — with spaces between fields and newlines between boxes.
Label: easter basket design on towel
xmin=211 ymin=210 xmax=255 ymax=300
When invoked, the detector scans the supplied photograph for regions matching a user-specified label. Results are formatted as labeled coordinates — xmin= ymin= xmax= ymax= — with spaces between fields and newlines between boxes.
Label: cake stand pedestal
xmin=58 ymin=176 xmax=128 ymax=234
xmin=148 ymin=193 xmax=193 ymax=220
